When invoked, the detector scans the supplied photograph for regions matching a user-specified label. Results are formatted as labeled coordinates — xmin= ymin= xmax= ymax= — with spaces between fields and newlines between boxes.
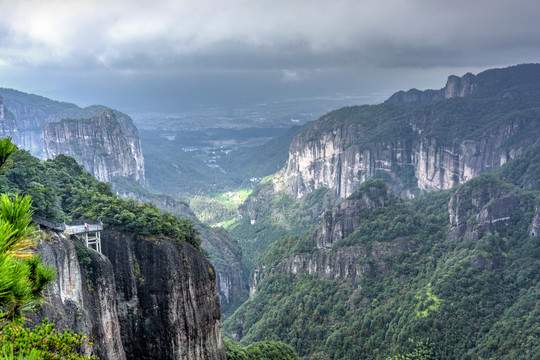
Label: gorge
xmin=1 ymin=63 xmax=539 ymax=359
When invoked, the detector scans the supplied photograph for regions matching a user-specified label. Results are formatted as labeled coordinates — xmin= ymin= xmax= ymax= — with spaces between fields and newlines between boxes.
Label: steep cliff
xmin=0 ymin=88 xmax=86 ymax=157
xmin=277 ymin=64 xmax=540 ymax=201
xmin=0 ymin=96 xmax=21 ymax=145
xmin=43 ymin=109 xmax=145 ymax=185
xmin=31 ymin=231 xmax=126 ymax=360
xmin=113 ymin=178 xmax=247 ymax=313
xmin=0 ymin=88 xmax=146 ymax=186
xmin=32 ymin=228 xmax=226 ymax=360
xmin=102 ymin=229 xmax=224 ymax=360
xmin=0 ymin=140 xmax=225 ymax=359
xmin=248 ymin=180 xmax=411 ymax=297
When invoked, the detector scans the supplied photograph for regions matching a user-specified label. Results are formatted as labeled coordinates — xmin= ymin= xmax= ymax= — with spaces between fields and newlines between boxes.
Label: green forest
xmin=0 ymin=150 xmax=201 ymax=250
xmin=223 ymin=147 xmax=540 ymax=359
xmin=0 ymin=139 xmax=301 ymax=359
xmin=2 ymin=65 xmax=540 ymax=359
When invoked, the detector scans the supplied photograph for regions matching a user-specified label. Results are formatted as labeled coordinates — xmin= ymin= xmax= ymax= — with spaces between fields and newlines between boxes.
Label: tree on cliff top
xmin=0 ymin=138 xmax=93 ymax=360
xmin=0 ymin=138 xmax=55 ymax=322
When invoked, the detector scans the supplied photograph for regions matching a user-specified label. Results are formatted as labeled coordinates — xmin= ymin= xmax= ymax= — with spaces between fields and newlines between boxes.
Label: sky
xmin=1 ymin=0 xmax=540 ymax=112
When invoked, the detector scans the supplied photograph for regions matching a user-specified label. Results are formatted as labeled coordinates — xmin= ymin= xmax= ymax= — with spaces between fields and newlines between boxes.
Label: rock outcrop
xmin=529 ymin=207 xmax=540 ymax=237
xmin=311 ymin=183 xmax=388 ymax=249
xmin=0 ymin=89 xmax=146 ymax=186
xmin=33 ymin=228 xmax=226 ymax=360
xmin=385 ymin=72 xmax=477 ymax=106
xmin=279 ymin=119 xmax=529 ymax=200
xmin=115 ymin=186 xmax=246 ymax=312
xmin=448 ymin=175 xmax=536 ymax=241
xmin=249 ymin=181 xmax=414 ymax=297
xmin=0 ymin=88 xmax=81 ymax=156
xmin=43 ymin=110 xmax=145 ymax=185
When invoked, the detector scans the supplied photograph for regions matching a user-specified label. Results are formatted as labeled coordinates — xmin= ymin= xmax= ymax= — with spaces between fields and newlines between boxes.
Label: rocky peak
xmin=43 ymin=110 xmax=146 ymax=185
xmin=444 ymin=73 xmax=477 ymax=98
xmin=385 ymin=71 xmax=478 ymax=106
xmin=386 ymin=64 xmax=540 ymax=107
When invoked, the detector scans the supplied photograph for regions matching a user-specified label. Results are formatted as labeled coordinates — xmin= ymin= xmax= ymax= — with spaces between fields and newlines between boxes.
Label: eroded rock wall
xmin=101 ymin=229 xmax=225 ymax=360
xmin=281 ymin=112 xmax=534 ymax=201
xmin=43 ymin=110 xmax=145 ymax=185
xmin=33 ymin=229 xmax=226 ymax=360
xmin=282 ymin=120 xmax=414 ymax=199
xmin=31 ymin=231 xmax=126 ymax=360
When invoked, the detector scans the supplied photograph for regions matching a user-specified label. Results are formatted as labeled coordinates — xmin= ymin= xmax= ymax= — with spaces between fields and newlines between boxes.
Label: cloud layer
xmin=3 ymin=0 xmax=540 ymax=70
xmin=1 ymin=0 xmax=539 ymax=109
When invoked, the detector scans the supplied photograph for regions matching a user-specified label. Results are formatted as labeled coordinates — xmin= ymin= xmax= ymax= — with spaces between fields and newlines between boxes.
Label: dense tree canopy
xmin=224 ymin=153 xmax=540 ymax=359
xmin=0 ymin=149 xmax=201 ymax=250
xmin=0 ymin=138 xmax=93 ymax=359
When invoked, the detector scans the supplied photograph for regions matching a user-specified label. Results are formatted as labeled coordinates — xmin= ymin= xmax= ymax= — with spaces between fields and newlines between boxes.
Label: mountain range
xmin=0 ymin=63 xmax=538 ymax=359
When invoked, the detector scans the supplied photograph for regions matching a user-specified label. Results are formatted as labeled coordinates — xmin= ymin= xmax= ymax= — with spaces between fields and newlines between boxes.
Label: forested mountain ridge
xmin=280 ymin=64 xmax=540 ymax=200
xmin=386 ymin=63 xmax=540 ymax=106
xmin=227 ymin=64 xmax=540 ymax=272
xmin=224 ymin=146 xmax=540 ymax=359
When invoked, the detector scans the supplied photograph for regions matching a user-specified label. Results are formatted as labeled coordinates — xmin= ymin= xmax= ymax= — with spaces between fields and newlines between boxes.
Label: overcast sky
xmin=1 ymin=0 xmax=540 ymax=112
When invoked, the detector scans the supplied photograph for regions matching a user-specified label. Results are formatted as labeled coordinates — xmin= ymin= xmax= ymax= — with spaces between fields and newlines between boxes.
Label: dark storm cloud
xmin=1 ymin=0 xmax=539 ymax=110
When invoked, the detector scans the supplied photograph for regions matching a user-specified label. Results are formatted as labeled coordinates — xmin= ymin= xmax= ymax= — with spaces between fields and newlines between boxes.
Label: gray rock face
xmin=0 ymin=89 xmax=146 ymax=186
xmin=311 ymin=192 xmax=386 ymax=249
xmin=0 ymin=97 xmax=21 ymax=145
xmin=102 ymin=229 xmax=225 ymax=360
xmin=249 ymin=193 xmax=415 ymax=297
xmin=281 ymin=119 xmax=415 ymax=199
xmin=43 ymin=110 xmax=145 ymax=186
xmin=529 ymin=207 xmax=540 ymax=237
xmin=447 ymin=176 xmax=535 ymax=241
xmin=280 ymin=108 xmax=535 ymax=201
xmin=444 ymin=73 xmax=477 ymax=99
xmin=31 ymin=231 xmax=126 ymax=360
xmin=33 ymin=229 xmax=226 ymax=360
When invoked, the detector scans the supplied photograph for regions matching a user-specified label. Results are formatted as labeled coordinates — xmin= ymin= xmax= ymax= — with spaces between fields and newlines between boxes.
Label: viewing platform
xmin=65 ymin=221 xmax=103 ymax=254
xmin=32 ymin=215 xmax=103 ymax=253
xmin=65 ymin=221 xmax=103 ymax=235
